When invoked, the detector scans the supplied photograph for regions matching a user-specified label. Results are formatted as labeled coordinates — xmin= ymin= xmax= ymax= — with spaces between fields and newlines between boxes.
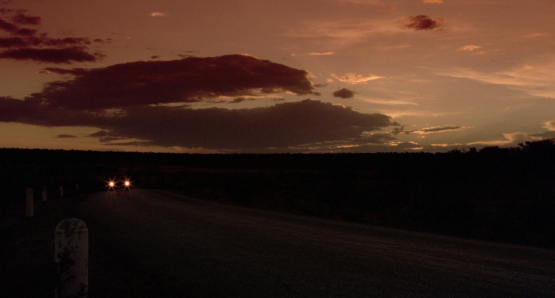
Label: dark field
xmin=2 ymin=141 xmax=554 ymax=249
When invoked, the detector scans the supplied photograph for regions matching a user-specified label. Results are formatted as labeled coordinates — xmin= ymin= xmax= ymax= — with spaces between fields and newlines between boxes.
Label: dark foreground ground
xmin=2 ymin=189 xmax=555 ymax=297
xmin=1 ymin=193 xmax=157 ymax=297
xmin=1 ymin=146 xmax=555 ymax=296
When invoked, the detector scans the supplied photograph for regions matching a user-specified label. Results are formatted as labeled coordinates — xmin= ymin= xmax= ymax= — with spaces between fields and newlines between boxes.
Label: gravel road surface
xmin=70 ymin=189 xmax=555 ymax=297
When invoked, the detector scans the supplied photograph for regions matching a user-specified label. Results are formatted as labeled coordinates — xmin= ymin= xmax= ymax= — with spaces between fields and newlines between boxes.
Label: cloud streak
xmin=391 ymin=125 xmax=467 ymax=135
xmin=0 ymin=47 xmax=100 ymax=63
xmin=332 ymin=73 xmax=383 ymax=84
xmin=309 ymin=52 xmax=335 ymax=56
xmin=286 ymin=18 xmax=402 ymax=48
xmin=437 ymin=59 xmax=555 ymax=99
xmin=459 ymin=45 xmax=482 ymax=51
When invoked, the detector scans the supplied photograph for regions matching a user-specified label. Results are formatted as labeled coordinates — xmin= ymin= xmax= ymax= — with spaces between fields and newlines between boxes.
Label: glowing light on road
xmin=106 ymin=177 xmax=117 ymax=190
xmin=122 ymin=177 xmax=133 ymax=190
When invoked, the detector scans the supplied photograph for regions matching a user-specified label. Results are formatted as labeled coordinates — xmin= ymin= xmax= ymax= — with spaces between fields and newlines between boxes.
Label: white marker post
xmin=55 ymin=218 xmax=88 ymax=298
xmin=60 ymin=185 xmax=64 ymax=198
xmin=42 ymin=185 xmax=47 ymax=202
xmin=25 ymin=188 xmax=33 ymax=217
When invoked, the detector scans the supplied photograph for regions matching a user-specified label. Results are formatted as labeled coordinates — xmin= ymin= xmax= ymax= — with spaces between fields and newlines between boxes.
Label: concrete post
xmin=25 ymin=188 xmax=33 ymax=217
xmin=60 ymin=185 xmax=64 ymax=198
xmin=42 ymin=185 xmax=47 ymax=202
xmin=55 ymin=218 xmax=88 ymax=298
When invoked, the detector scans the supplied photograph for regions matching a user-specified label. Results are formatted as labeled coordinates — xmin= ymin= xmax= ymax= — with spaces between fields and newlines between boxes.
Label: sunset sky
xmin=1 ymin=0 xmax=555 ymax=153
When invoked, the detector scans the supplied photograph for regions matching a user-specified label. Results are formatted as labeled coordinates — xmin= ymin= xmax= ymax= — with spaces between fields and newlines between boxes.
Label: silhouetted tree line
xmin=1 ymin=139 xmax=554 ymax=248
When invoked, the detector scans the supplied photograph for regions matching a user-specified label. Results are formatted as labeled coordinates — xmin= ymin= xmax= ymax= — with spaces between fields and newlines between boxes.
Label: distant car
xmin=105 ymin=176 xmax=133 ymax=191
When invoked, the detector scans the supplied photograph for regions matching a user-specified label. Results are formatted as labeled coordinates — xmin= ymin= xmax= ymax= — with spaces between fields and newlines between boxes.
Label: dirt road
xmin=70 ymin=189 xmax=555 ymax=297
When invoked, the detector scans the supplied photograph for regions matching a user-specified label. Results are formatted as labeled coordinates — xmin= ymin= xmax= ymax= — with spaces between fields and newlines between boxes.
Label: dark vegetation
xmin=1 ymin=139 xmax=555 ymax=249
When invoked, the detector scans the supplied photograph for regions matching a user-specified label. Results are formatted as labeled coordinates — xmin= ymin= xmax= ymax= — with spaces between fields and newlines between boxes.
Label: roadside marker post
xmin=25 ymin=188 xmax=33 ymax=217
xmin=60 ymin=185 xmax=64 ymax=198
xmin=55 ymin=218 xmax=88 ymax=298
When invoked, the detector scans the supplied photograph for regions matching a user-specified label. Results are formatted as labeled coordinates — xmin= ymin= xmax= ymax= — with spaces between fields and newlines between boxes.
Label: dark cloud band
xmin=32 ymin=55 xmax=319 ymax=109
xmin=0 ymin=47 xmax=99 ymax=63
xmin=0 ymin=54 xmax=397 ymax=151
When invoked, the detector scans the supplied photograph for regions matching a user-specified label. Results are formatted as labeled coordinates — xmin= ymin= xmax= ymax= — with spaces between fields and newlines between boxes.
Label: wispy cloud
xmin=356 ymin=96 xmax=418 ymax=106
xmin=528 ymin=121 xmax=555 ymax=138
xmin=309 ymin=52 xmax=335 ymax=56
xmin=437 ymin=59 xmax=555 ymax=99
xmin=469 ymin=128 xmax=555 ymax=148
xmin=286 ymin=19 xmax=401 ymax=48
xmin=391 ymin=125 xmax=468 ymax=135
xmin=150 ymin=12 xmax=166 ymax=17
xmin=423 ymin=0 xmax=443 ymax=3
xmin=332 ymin=73 xmax=383 ymax=84
xmin=467 ymin=132 xmax=530 ymax=147
xmin=415 ymin=125 xmax=468 ymax=134
xmin=459 ymin=45 xmax=481 ymax=51
xmin=543 ymin=121 xmax=555 ymax=131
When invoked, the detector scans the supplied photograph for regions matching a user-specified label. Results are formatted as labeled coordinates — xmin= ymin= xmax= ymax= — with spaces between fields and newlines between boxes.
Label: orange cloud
xmin=459 ymin=45 xmax=482 ymax=51
xmin=309 ymin=52 xmax=335 ymax=56
xmin=332 ymin=73 xmax=383 ymax=84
